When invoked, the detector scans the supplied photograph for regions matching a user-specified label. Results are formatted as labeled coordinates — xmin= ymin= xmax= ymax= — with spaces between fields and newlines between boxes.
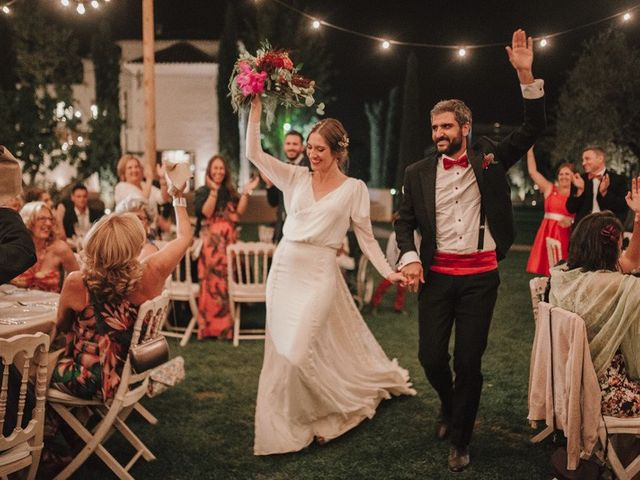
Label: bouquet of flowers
xmin=229 ymin=40 xmax=324 ymax=129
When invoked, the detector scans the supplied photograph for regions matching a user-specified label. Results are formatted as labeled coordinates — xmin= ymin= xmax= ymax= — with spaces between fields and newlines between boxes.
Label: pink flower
xmin=235 ymin=62 xmax=267 ymax=97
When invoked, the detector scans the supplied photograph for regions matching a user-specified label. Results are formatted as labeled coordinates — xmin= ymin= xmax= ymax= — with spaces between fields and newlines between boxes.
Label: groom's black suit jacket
xmin=395 ymin=96 xmax=546 ymax=267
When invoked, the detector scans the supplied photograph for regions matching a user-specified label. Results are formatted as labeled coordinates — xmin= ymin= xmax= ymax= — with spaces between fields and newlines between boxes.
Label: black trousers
xmin=418 ymin=268 xmax=500 ymax=448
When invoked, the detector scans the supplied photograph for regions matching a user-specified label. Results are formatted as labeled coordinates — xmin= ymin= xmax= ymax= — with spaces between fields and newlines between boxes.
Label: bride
xmin=247 ymin=96 xmax=416 ymax=455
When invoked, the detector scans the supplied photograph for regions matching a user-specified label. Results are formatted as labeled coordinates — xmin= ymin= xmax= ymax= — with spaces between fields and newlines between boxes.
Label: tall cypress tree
xmin=217 ymin=0 xmax=241 ymax=173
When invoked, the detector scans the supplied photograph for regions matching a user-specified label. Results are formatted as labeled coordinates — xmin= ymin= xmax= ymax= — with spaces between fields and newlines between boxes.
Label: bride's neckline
xmin=310 ymin=175 xmax=351 ymax=203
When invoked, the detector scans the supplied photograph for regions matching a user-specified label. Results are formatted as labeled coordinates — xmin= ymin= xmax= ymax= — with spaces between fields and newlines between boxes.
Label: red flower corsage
xmin=482 ymin=153 xmax=496 ymax=169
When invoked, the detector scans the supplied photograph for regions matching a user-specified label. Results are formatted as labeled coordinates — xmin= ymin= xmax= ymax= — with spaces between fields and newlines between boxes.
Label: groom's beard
xmin=435 ymin=133 xmax=463 ymax=156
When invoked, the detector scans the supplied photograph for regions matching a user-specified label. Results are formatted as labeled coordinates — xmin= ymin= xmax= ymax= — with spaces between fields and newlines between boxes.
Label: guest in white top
xmin=114 ymin=154 xmax=170 ymax=214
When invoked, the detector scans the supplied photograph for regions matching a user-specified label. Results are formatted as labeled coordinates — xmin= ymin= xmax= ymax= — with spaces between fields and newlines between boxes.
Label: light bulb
xmin=382 ymin=40 xmax=390 ymax=49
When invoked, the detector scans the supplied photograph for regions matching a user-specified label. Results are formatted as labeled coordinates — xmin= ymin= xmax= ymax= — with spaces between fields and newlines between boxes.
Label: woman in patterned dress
xmin=549 ymin=184 xmax=640 ymax=417
xmin=11 ymin=201 xmax=79 ymax=292
xmin=194 ymin=154 xmax=259 ymax=339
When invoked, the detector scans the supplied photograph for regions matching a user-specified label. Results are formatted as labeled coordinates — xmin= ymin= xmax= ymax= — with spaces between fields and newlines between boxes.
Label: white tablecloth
xmin=0 ymin=284 xmax=58 ymax=339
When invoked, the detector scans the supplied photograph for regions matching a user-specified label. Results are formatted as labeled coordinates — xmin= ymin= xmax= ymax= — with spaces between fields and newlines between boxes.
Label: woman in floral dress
xmin=194 ymin=155 xmax=259 ymax=339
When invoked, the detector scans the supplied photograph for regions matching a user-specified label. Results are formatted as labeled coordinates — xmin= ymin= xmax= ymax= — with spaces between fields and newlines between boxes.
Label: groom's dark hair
xmin=430 ymin=99 xmax=472 ymax=127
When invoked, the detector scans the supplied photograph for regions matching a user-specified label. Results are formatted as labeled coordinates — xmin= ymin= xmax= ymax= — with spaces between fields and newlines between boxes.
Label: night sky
xmin=52 ymin=0 xmax=640 ymax=160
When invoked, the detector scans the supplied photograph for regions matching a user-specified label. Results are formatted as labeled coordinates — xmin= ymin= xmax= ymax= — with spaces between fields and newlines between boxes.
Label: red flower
xmin=256 ymin=50 xmax=294 ymax=72
xmin=482 ymin=153 xmax=495 ymax=169
xmin=292 ymin=74 xmax=313 ymax=88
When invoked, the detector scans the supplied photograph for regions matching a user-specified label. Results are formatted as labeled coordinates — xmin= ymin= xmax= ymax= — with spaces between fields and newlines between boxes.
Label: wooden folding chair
xmin=529 ymin=276 xmax=548 ymax=322
xmin=545 ymin=237 xmax=563 ymax=270
xmin=0 ymin=332 xmax=49 ymax=480
xmin=162 ymin=243 xmax=200 ymax=346
xmin=46 ymin=292 xmax=170 ymax=480
xmin=227 ymin=241 xmax=274 ymax=347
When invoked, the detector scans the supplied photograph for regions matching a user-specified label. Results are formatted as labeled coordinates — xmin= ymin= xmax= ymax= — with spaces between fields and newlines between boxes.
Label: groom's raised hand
xmin=506 ymin=29 xmax=534 ymax=85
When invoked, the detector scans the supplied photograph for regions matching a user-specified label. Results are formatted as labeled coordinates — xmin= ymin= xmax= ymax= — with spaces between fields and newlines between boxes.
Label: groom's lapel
xmin=420 ymin=156 xmax=437 ymax=234
xmin=469 ymin=150 xmax=485 ymax=193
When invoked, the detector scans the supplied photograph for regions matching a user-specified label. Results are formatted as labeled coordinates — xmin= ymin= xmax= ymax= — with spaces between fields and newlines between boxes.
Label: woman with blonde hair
xmin=49 ymin=188 xmax=191 ymax=401
xmin=11 ymin=201 xmax=79 ymax=292
xmin=114 ymin=154 xmax=170 ymax=213
xmin=115 ymin=195 xmax=159 ymax=260
xmin=247 ymin=96 xmax=414 ymax=455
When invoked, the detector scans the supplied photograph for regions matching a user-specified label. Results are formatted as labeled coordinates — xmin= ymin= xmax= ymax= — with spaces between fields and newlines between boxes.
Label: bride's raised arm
xmin=246 ymin=96 xmax=300 ymax=192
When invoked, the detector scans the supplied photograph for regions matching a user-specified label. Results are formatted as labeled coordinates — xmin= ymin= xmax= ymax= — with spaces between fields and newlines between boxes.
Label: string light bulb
xmin=623 ymin=12 xmax=632 ymax=22
xmin=60 ymin=0 xmax=69 ymax=6
xmin=381 ymin=40 xmax=390 ymax=49
xmin=312 ymin=19 xmax=321 ymax=29
xmin=1 ymin=5 xmax=9 ymax=14
xmin=539 ymin=38 xmax=548 ymax=48
xmin=91 ymin=0 xmax=99 ymax=8
xmin=76 ymin=2 xmax=85 ymax=14
xmin=458 ymin=48 xmax=467 ymax=57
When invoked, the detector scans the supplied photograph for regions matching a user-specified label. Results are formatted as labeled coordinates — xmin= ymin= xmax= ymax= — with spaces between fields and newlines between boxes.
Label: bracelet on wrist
xmin=242 ymin=190 xmax=253 ymax=197
xmin=173 ymin=197 xmax=187 ymax=208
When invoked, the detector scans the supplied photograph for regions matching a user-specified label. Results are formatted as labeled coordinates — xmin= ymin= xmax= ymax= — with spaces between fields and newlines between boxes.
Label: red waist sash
xmin=429 ymin=250 xmax=498 ymax=276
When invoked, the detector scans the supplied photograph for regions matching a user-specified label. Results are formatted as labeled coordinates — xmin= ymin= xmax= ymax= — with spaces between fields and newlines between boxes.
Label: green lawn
xmin=73 ymin=248 xmax=556 ymax=479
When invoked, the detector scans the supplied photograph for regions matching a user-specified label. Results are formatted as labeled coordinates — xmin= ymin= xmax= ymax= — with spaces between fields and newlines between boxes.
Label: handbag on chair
xmin=130 ymin=335 xmax=170 ymax=373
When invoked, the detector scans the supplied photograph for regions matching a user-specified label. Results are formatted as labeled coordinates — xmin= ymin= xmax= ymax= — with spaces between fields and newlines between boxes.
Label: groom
xmin=395 ymin=29 xmax=546 ymax=472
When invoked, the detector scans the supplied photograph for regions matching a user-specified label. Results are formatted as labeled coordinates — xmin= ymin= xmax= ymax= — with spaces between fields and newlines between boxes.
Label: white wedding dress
xmin=247 ymin=121 xmax=416 ymax=456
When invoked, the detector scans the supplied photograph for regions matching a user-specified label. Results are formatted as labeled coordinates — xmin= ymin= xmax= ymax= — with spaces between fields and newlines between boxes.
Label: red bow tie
xmin=588 ymin=173 xmax=604 ymax=181
xmin=443 ymin=155 xmax=469 ymax=170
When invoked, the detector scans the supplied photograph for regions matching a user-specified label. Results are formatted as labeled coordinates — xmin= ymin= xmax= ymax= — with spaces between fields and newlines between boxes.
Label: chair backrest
xmin=0 ymin=332 xmax=49 ymax=454
xmin=125 ymin=291 xmax=171 ymax=389
xmin=166 ymin=245 xmax=195 ymax=289
xmin=257 ymin=225 xmax=275 ymax=244
xmin=529 ymin=302 xmax=601 ymax=469
xmin=227 ymin=242 xmax=275 ymax=301
xmin=529 ymin=276 xmax=549 ymax=322
xmin=545 ymin=237 xmax=563 ymax=269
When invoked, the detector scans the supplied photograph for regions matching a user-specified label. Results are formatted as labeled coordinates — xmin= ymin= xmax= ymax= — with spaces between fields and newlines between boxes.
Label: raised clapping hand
xmin=572 ymin=173 xmax=585 ymax=194
xmin=400 ymin=262 xmax=425 ymax=293
xmin=505 ymin=29 xmax=534 ymax=84
xmin=626 ymin=177 xmax=640 ymax=213
xmin=599 ymin=173 xmax=610 ymax=196
xmin=243 ymin=175 xmax=261 ymax=193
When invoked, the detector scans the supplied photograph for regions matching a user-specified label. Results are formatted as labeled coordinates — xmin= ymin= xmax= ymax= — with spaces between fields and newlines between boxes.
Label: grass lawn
xmin=73 ymin=247 xmax=557 ymax=479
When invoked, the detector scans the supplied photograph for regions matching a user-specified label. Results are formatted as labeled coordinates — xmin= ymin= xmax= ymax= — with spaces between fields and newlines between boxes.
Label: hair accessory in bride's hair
xmin=600 ymin=223 xmax=620 ymax=245
xmin=338 ymin=134 xmax=349 ymax=149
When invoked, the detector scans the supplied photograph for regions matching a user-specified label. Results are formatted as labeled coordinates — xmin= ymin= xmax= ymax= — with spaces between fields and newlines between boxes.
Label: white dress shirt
xmin=591 ymin=167 xmax=606 ymax=213
xmin=74 ymin=207 xmax=91 ymax=236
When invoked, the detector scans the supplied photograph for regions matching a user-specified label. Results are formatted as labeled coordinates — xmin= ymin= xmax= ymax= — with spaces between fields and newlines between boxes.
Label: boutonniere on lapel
xmin=482 ymin=153 xmax=497 ymax=170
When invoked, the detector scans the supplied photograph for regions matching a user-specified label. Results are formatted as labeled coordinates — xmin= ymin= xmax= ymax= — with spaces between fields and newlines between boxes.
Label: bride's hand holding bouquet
xmin=229 ymin=41 xmax=323 ymax=129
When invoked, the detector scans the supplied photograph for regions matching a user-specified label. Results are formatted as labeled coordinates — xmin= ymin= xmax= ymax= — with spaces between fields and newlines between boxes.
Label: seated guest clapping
xmin=115 ymin=195 xmax=159 ymax=260
xmin=549 ymin=184 xmax=640 ymax=417
xmin=0 ymin=146 xmax=36 ymax=284
xmin=11 ymin=201 xmax=79 ymax=292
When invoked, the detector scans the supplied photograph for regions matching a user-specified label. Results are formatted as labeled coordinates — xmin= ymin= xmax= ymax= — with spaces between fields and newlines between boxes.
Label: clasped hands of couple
xmin=386 ymin=265 xmax=424 ymax=293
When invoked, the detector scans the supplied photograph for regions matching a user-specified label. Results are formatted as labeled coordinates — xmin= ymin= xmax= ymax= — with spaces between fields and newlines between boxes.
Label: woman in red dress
xmin=194 ymin=155 xmax=259 ymax=339
xmin=526 ymin=148 xmax=575 ymax=275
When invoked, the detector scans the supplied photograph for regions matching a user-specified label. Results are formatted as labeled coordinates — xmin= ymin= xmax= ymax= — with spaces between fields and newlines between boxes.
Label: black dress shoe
xmin=435 ymin=415 xmax=449 ymax=440
xmin=448 ymin=446 xmax=470 ymax=473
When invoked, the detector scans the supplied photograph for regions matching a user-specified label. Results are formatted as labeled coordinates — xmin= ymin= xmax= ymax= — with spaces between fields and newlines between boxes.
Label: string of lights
xmin=263 ymin=0 xmax=640 ymax=56
xmin=0 ymin=0 xmax=111 ymax=16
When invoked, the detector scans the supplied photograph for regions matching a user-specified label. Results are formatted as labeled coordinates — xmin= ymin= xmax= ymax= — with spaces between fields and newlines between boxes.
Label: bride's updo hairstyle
xmin=82 ymin=213 xmax=146 ymax=303
xmin=567 ymin=211 xmax=623 ymax=272
xmin=308 ymin=118 xmax=350 ymax=171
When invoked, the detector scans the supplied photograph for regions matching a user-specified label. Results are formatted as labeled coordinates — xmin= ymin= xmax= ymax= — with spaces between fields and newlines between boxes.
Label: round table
xmin=0 ymin=285 xmax=58 ymax=339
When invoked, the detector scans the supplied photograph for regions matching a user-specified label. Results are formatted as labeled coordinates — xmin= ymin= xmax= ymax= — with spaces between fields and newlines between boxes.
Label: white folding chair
xmin=257 ymin=225 xmax=275 ymax=244
xmin=354 ymin=256 xmax=375 ymax=311
xmin=545 ymin=237 xmax=563 ymax=270
xmin=227 ymin=241 xmax=274 ymax=347
xmin=529 ymin=276 xmax=549 ymax=322
xmin=0 ymin=332 xmax=49 ymax=480
xmin=46 ymin=292 xmax=170 ymax=480
xmin=162 ymin=243 xmax=200 ymax=346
